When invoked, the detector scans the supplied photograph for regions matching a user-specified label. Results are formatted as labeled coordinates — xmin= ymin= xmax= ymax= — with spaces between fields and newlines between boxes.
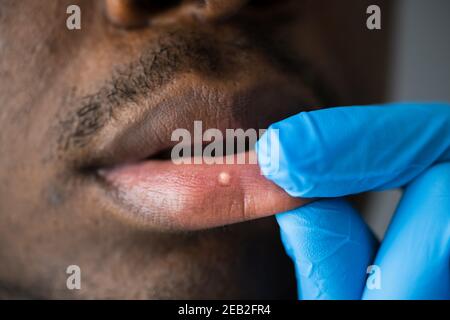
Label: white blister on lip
xmin=218 ymin=171 xmax=231 ymax=186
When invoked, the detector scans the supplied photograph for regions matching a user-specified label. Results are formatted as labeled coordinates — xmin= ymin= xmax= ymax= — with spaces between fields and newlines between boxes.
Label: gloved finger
xmin=256 ymin=103 xmax=450 ymax=198
xmin=362 ymin=163 xmax=450 ymax=300
xmin=276 ymin=198 xmax=378 ymax=300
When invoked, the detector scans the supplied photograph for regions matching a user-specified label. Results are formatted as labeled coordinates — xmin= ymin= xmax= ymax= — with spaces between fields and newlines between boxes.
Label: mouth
xmin=78 ymin=71 xmax=320 ymax=231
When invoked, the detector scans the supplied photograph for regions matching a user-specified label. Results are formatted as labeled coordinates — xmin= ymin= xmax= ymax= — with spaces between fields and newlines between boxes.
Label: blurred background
xmin=365 ymin=0 xmax=450 ymax=238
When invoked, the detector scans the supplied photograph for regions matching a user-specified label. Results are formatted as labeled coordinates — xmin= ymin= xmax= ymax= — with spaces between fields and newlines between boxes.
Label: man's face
xmin=0 ymin=0 xmax=389 ymax=298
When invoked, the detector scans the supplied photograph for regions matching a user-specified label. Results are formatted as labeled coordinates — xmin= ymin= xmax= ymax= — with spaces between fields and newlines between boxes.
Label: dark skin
xmin=0 ymin=0 xmax=390 ymax=298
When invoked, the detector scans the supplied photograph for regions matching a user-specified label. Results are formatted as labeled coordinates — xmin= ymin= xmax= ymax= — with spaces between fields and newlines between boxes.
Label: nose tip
xmin=194 ymin=0 xmax=249 ymax=21
xmin=104 ymin=0 xmax=151 ymax=28
xmin=104 ymin=0 xmax=249 ymax=28
xmin=105 ymin=0 xmax=185 ymax=28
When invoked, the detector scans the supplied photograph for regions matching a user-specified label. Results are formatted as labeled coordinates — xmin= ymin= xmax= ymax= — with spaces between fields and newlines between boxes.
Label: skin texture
xmin=0 ymin=0 xmax=391 ymax=298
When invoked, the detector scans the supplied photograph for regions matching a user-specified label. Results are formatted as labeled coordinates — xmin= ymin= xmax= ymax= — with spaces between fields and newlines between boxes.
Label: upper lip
xmin=77 ymin=73 xmax=323 ymax=172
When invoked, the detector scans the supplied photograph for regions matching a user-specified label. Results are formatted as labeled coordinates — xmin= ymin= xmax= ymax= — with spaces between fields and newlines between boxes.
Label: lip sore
xmin=101 ymin=151 xmax=307 ymax=230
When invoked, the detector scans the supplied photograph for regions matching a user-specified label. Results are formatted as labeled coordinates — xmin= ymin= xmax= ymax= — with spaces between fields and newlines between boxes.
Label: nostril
xmin=105 ymin=0 xmax=182 ymax=28
xmin=105 ymin=0 xmax=148 ymax=28
xmin=105 ymin=0 xmax=251 ymax=28
xmin=135 ymin=0 xmax=182 ymax=13
xmin=192 ymin=0 xmax=249 ymax=21
xmin=247 ymin=0 xmax=278 ymax=7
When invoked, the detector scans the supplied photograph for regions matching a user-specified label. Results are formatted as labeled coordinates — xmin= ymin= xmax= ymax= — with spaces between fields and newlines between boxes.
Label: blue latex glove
xmin=256 ymin=103 xmax=450 ymax=300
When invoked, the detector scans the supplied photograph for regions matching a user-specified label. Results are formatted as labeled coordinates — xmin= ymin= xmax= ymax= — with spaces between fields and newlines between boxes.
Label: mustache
xmin=55 ymin=29 xmax=255 ymax=156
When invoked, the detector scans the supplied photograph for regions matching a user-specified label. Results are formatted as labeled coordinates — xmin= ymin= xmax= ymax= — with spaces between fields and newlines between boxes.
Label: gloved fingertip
xmin=256 ymin=117 xmax=312 ymax=198
xmin=255 ymin=125 xmax=282 ymax=178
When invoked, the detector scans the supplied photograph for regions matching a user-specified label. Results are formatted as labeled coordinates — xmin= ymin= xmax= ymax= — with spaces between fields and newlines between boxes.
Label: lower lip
xmin=101 ymin=152 xmax=307 ymax=230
